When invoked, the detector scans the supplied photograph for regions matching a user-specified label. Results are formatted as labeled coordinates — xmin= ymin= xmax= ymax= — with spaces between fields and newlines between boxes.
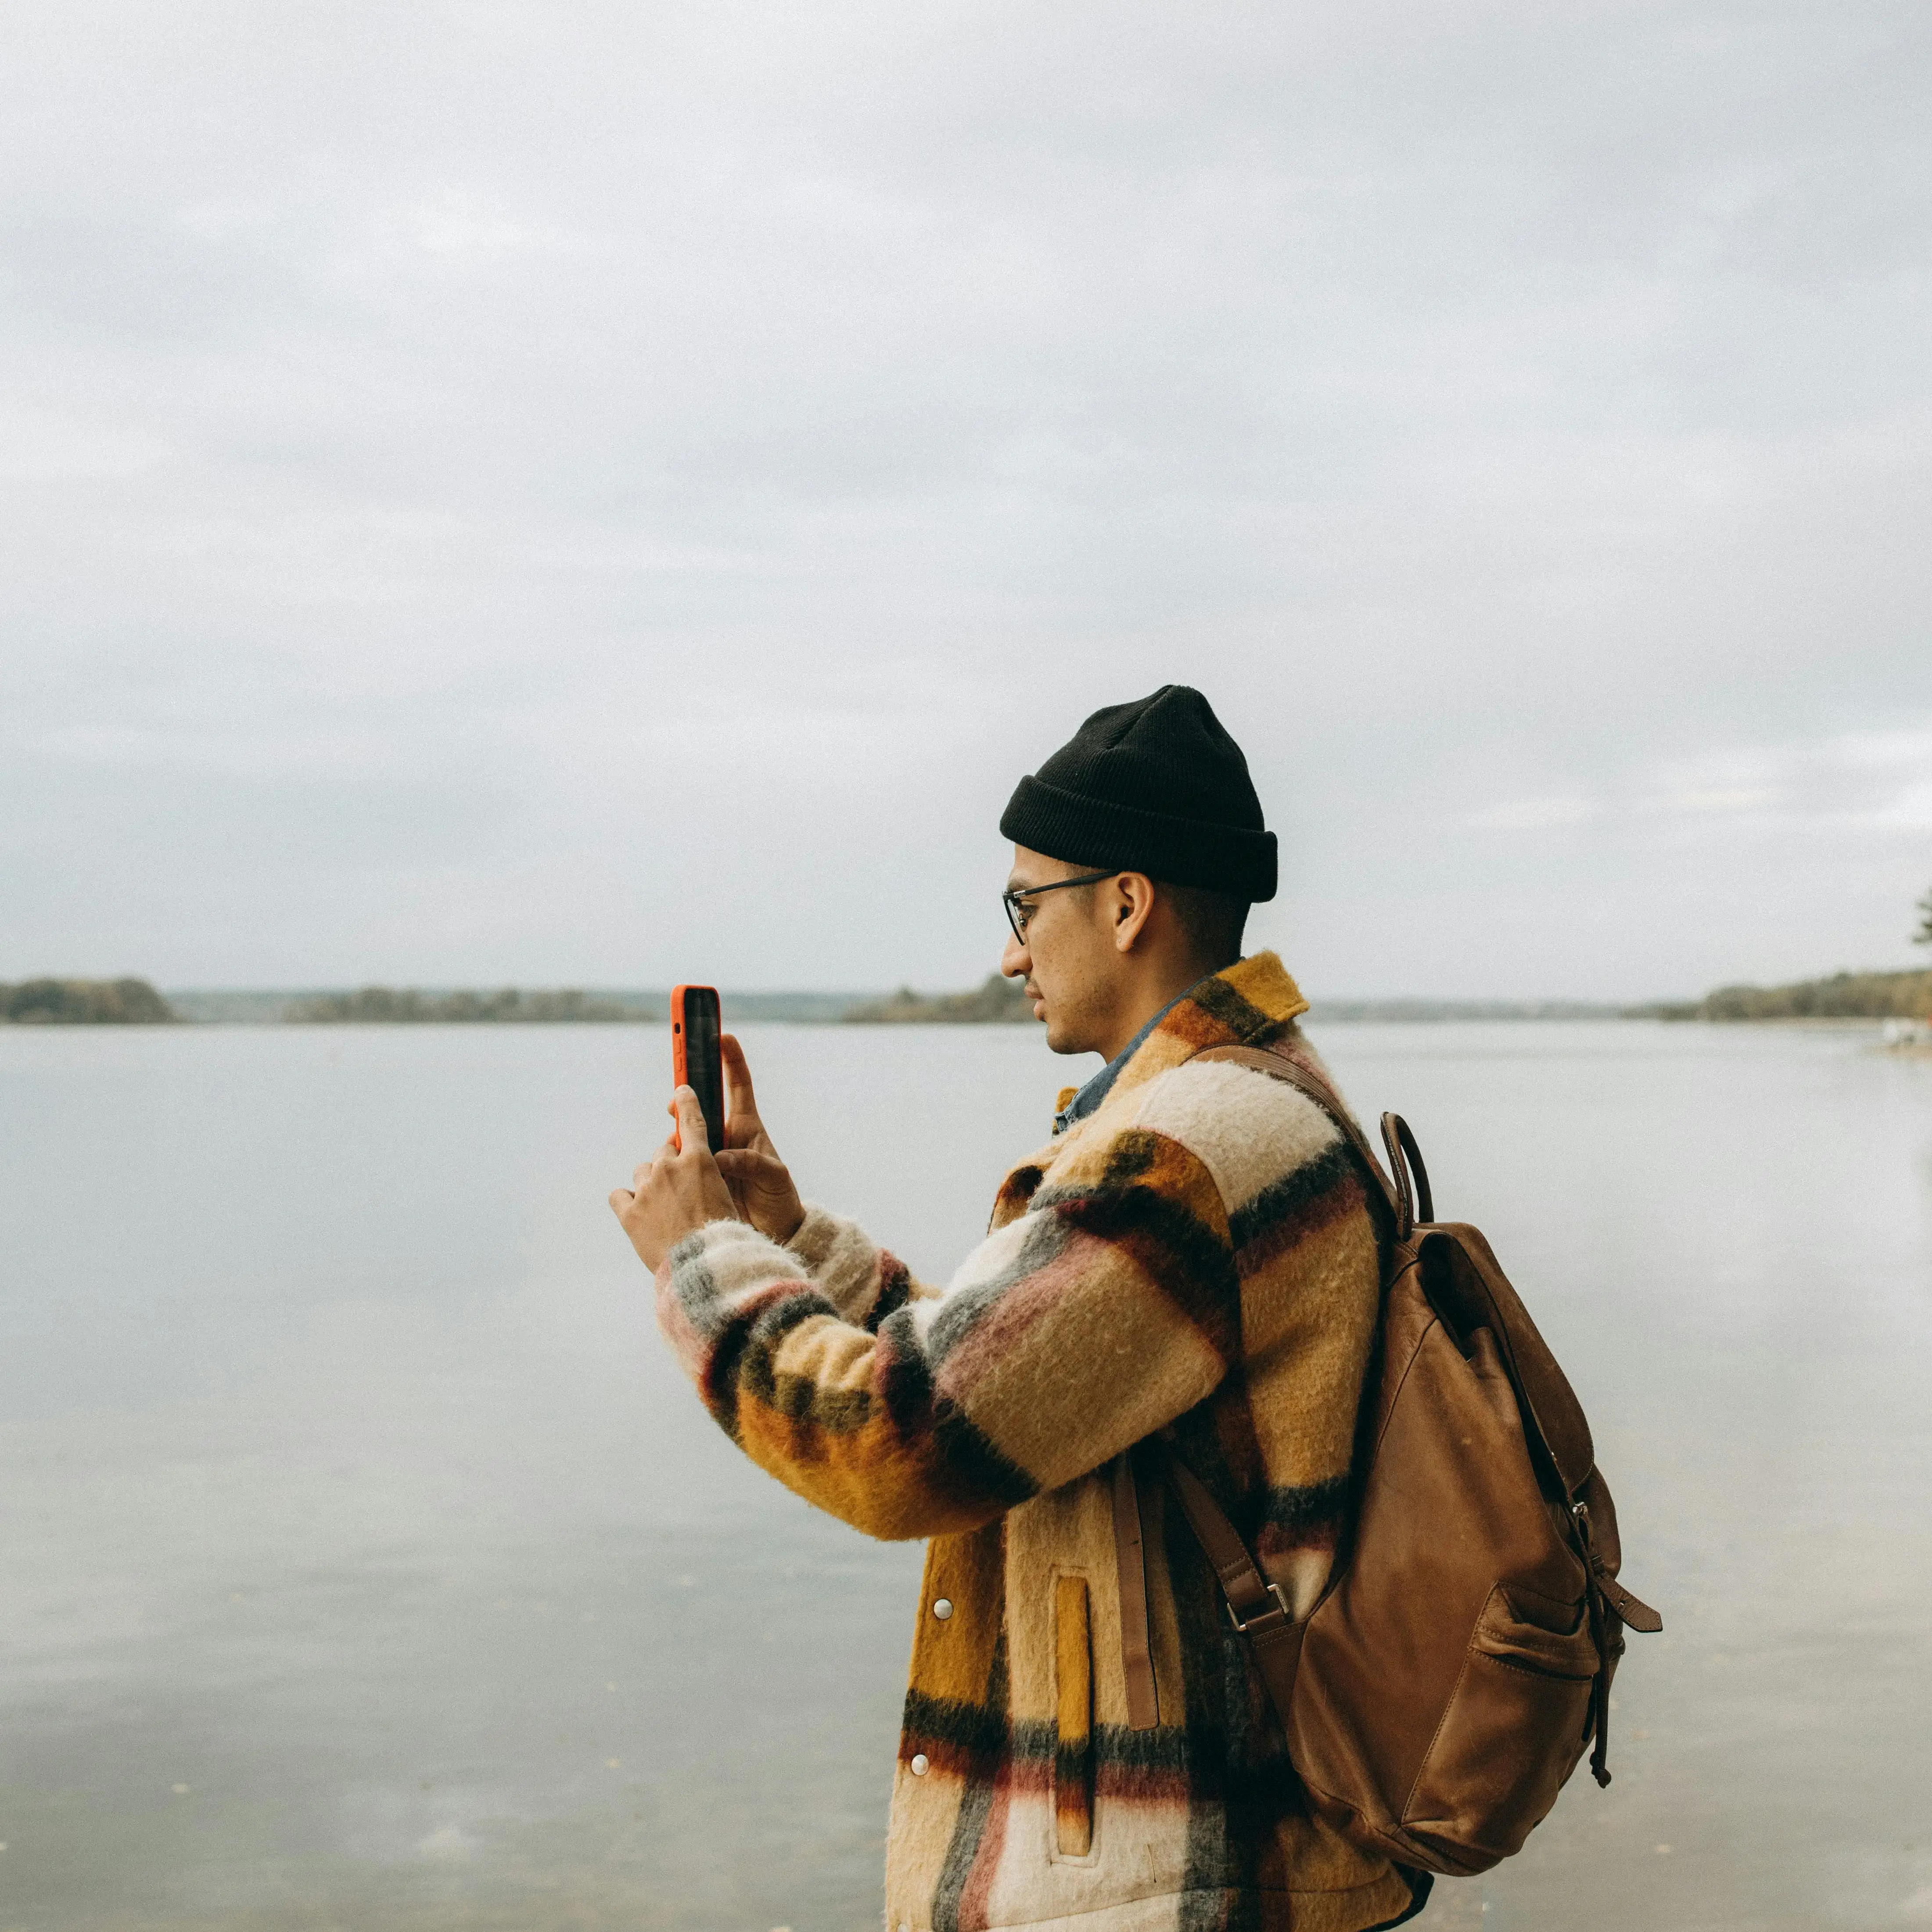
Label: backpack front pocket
xmin=1401 ymin=1582 xmax=1598 ymax=1869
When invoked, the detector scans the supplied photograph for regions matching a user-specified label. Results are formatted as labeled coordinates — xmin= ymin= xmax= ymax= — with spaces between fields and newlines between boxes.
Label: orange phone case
xmin=669 ymin=984 xmax=722 ymax=1153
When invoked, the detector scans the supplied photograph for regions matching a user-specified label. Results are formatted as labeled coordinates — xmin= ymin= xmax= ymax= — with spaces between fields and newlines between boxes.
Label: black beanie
xmin=999 ymin=685 xmax=1277 ymax=902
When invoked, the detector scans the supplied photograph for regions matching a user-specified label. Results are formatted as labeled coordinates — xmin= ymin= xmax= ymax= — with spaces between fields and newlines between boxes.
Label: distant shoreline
xmin=4 ymin=966 xmax=1929 ymax=1027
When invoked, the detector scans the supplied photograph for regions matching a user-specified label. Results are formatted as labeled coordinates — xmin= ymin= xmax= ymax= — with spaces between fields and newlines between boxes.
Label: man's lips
xmin=1025 ymin=984 xmax=1046 ymax=1019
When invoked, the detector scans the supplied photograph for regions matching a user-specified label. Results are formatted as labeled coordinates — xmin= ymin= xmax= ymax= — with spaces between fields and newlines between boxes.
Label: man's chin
xmin=1031 ymin=990 xmax=1092 ymax=1055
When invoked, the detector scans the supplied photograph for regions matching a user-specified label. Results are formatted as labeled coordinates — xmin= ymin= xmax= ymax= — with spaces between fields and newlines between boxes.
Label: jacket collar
xmin=1057 ymin=951 xmax=1310 ymax=1130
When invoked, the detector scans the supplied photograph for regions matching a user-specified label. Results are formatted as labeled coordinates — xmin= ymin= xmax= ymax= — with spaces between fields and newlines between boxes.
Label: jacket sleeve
xmin=653 ymin=1124 xmax=1240 ymax=1540
xmin=777 ymin=1202 xmax=940 ymax=1330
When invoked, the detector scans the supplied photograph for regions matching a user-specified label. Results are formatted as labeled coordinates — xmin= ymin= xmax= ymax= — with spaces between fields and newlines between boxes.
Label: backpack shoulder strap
xmin=1144 ymin=1434 xmax=1308 ymax=1717
xmin=1144 ymin=1042 xmax=1401 ymax=1733
xmin=1198 ymin=1044 xmax=1594 ymax=1497
xmin=1193 ymin=1041 xmax=1415 ymax=1234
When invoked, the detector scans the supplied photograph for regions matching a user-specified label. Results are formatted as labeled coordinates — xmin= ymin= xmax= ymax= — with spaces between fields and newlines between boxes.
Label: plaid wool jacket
xmin=656 ymin=953 xmax=1415 ymax=1932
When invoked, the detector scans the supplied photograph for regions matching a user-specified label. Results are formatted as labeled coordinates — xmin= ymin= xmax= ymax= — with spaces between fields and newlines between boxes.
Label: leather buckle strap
xmin=1590 ymin=1563 xmax=1663 ymax=1634
xmin=1111 ymin=1450 xmax=1160 ymax=1730
xmin=1143 ymin=1437 xmax=1311 ymax=1746
xmin=1225 ymin=1581 xmax=1291 ymax=1634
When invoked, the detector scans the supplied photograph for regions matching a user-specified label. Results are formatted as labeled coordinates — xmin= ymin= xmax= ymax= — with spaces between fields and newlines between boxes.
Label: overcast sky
xmin=3 ymin=1 xmax=1928 ymax=1001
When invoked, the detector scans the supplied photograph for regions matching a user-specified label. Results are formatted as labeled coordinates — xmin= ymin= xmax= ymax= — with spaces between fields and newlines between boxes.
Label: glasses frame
xmin=1002 ymin=869 xmax=1120 ymax=944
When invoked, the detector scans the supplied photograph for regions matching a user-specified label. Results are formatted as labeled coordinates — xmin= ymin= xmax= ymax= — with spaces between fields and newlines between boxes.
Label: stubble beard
xmin=1039 ymin=973 xmax=1103 ymax=1058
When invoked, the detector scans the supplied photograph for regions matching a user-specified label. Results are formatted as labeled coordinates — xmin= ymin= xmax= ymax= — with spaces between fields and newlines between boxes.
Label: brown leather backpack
xmin=1124 ymin=1043 xmax=1662 ymax=1878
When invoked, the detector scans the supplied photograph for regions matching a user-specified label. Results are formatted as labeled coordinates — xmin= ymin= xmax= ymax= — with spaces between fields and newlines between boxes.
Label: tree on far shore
xmin=0 ymin=977 xmax=175 ymax=1023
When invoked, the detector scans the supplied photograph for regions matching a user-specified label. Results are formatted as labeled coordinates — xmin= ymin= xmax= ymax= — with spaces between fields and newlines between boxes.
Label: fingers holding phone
xmin=719 ymin=1034 xmax=768 ymax=1150
xmin=610 ymin=1085 xmax=736 ymax=1272
xmin=714 ymin=1146 xmax=804 ymax=1246
xmin=714 ymin=1031 xmax=803 ymax=1243
xmin=670 ymin=986 xmax=727 ymax=1153
xmin=650 ymin=995 xmax=803 ymax=1247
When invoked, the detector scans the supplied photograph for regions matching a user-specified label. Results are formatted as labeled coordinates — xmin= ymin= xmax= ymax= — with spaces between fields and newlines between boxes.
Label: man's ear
xmin=1111 ymin=873 xmax=1156 ymax=953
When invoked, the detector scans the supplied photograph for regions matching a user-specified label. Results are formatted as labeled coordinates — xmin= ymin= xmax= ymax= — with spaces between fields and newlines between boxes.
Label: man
xmin=612 ymin=686 xmax=1421 ymax=1932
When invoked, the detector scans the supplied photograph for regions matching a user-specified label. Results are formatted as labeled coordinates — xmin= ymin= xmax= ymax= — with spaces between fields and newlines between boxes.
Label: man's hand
xmin=712 ymin=1033 xmax=805 ymax=1245
xmin=609 ymin=1087 xmax=738 ymax=1273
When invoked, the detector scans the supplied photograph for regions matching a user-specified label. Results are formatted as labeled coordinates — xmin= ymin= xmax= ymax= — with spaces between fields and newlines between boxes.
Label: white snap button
xmin=910 ymin=1753 xmax=929 ymax=1776
xmin=932 ymin=1598 xmax=953 ymax=1620
xmin=898 ymin=1923 xmax=911 ymax=1932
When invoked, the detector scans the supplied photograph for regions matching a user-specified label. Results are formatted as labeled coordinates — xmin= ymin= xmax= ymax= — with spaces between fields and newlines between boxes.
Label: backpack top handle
xmin=1379 ymin=1113 xmax=1433 ymax=1236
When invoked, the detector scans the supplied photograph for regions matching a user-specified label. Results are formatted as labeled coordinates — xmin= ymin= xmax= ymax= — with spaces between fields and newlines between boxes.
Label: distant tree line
xmin=845 ymin=974 xmax=1035 ymax=1023
xmin=10 ymin=878 xmax=1929 ymax=1027
xmin=288 ymin=987 xmax=631 ymax=1023
xmin=1654 ymin=968 xmax=1932 ymax=1023
xmin=841 ymin=980 xmax=1637 ymax=1024
xmin=0 ymin=977 xmax=176 ymax=1023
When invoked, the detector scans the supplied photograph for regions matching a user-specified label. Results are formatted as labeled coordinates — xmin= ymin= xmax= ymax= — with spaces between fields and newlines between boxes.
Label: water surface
xmin=2 ymin=1020 xmax=1928 ymax=1929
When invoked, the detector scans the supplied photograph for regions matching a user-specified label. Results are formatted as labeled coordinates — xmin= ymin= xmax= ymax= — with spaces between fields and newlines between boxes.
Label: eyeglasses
xmin=1002 ymin=869 xmax=1118 ymax=944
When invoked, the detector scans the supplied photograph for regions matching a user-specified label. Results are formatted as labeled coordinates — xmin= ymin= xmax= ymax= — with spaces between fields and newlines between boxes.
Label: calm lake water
xmin=2 ymin=1019 xmax=1929 ymax=1932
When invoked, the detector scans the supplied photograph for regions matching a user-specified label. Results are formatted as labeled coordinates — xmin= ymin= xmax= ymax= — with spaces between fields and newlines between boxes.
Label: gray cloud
xmin=2 ymin=0 xmax=1928 ymax=999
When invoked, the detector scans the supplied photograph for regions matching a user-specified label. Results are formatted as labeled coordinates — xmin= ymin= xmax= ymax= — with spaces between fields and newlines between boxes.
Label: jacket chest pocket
xmin=1053 ymin=1574 xmax=1094 ymax=1858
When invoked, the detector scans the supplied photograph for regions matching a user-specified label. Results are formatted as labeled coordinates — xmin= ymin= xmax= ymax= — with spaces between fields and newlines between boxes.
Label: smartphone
xmin=670 ymin=985 xmax=726 ymax=1155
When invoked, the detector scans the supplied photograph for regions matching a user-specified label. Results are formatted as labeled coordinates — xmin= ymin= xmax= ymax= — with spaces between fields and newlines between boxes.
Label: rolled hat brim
xmin=1000 ymin=774 xmax=1277 ymax=902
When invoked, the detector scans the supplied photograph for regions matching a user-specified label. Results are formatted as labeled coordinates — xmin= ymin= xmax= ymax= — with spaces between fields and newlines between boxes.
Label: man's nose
xmin=1001 ymin=931 xmax=1030 ymax=980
